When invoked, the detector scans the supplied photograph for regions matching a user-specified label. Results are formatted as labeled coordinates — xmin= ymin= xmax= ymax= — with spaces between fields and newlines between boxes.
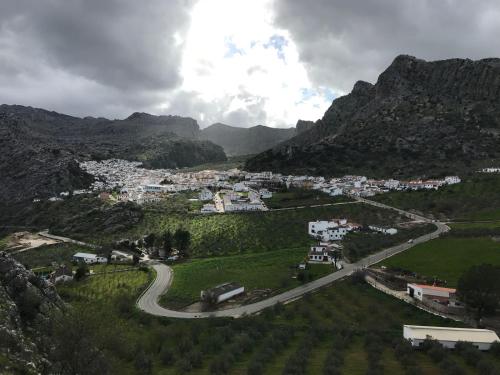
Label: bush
xmin=160 ymin=346 xmax=174 ymax=366
xmin=428 ymin=345 xmax=446 ymax=363
xmin=17 ymin=288 xmax=42 ymax=322
xmin=439 ymin=357 xmax=465 ymax=375
xmin=490 ymin=341 xmax=500 ymax=357
xmin=476 ymin=359 xmax=500 ymax=375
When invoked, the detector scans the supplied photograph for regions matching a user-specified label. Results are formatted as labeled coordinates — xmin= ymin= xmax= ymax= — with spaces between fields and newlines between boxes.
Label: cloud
xmin=163 ymin=0 xmax=332 ymax=127
xmin=273 ymin=0 xmax=500 ymax=93
xmin=0 ymin=0 xmax=194 ymax=118
xmin=0 ymin=0 xmax=332 ymax=127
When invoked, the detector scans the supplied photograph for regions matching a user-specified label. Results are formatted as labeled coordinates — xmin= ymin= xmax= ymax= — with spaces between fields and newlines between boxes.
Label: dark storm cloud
xmin=0 ymin=0 xmax=194 ymax=117
xmin=273 ymin=0 xmax=500 ymax=93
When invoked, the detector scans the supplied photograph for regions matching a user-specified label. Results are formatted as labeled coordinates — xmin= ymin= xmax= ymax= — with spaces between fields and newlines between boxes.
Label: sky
xmin=1 ymin=0 xmax=499 ymax=128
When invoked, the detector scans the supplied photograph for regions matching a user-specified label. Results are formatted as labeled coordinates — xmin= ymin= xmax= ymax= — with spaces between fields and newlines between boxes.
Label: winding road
xmin=137 ymin=197 xmax=449 ymax=318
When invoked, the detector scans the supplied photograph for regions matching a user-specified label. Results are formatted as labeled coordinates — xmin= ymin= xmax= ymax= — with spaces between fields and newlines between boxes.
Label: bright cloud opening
xmin=167 ymin=0 xmax=333 ymax=127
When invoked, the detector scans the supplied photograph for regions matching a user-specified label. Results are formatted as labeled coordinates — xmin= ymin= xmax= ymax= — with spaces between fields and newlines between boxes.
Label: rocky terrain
xmin=246 ymin=55 xmax=500 ymax=177
xmin=0 ymin=105 xmax=227 ymax=205
xmin=200 ymin=122 xmax=297 ymax=156
xmin=0 ymin=252 xmax=64 ymax=373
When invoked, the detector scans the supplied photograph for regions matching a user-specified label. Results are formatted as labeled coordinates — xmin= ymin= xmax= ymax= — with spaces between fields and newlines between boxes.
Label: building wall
xmin=217 ymin=287 xmax=245 ymax=303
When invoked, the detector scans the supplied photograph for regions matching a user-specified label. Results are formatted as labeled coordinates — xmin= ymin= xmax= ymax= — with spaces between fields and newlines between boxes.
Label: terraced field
xmin=57 ymin=270 xmax=500 ymax=374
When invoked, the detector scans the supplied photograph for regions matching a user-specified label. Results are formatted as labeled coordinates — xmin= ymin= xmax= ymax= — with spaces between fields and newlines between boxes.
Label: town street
xmin=137 ymin=198 xmax=450 ymax=319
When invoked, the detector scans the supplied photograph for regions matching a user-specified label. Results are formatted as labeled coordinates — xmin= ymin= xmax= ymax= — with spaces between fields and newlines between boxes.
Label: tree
xmin=457 ymin=264 xmax=500 ymax=324
xmin=162 ymin=230 xmax=173 ymax=256
xmin=132 ymin=254 xmax=140 ymax=265
xmin=143 ymin=233 xmax=156 ymax=249
xmin=331 ymin=249 xmax=341 ymax=267
xmin=174 ymin=228 xmax=191 ymax=256
xmin=74 ymin=263 xmax=89 ymax=281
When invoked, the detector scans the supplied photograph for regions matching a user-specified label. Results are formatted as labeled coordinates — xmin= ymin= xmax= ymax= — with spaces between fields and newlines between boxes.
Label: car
xmin=407 ymin=239 xmax=414 ymax=243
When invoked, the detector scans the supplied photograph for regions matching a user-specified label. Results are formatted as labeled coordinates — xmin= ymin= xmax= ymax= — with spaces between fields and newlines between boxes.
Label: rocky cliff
xmin=200 ymin=122 xmax=297 ymax=156
xmin=0 ymin=252 xmax=64 ymax=373
xmin=0 ymin=105 xmax=227 ymax=204
xmin=246 ymin=55 xmax=500 ymax=177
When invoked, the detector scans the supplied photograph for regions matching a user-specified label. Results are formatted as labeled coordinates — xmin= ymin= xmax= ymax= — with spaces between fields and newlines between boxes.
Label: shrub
xmin=476 ymin=359 xmax=499 ymax=375
xmin=160 ymin=346 xmax=174 ymax=366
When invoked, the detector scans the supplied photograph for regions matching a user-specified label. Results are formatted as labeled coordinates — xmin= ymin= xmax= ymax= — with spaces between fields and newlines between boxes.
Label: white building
xmin=444 ymin=176 xmax=461 ymax=185
xmin=308 ymin=219 xmax=352 ymax=241
xmin=201 ymin=282 xmax=245 ymax=304
xmin=369 ymin=226 xmax=398 ymax=235
xmin=73 ymin=252 xmax=107 ymax=264
xmin=201 ymin=203 xmax=217 ymax=213
xmin=481 ymin=167 xmax=500 ymax=173
xmin=403 ymin=325 xmax=500 ymax=350
xmin=111 ymin=250 xmax=133 ymax=262
xmin=199 ymin=188 xmax=214 ymax=201
xmin=384 ymin=179 xmax=400 ymax=189
xmin=406 ymin=284 xmax=456 ymax=304
xmin=233 ymin=182 xmax=248 ymax=192
xmin=308 ymin=243 xmax=342 ymax=264
xmin=259 ymin=189 xmax=272 ymax=199
xmin=144 ymin=184 xmax=167 ymax=193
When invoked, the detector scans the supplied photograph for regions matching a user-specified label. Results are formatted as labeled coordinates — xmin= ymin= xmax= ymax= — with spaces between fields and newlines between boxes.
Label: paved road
xmin=269 ymin=200 xmax=360 ymax=211
xmin=38 ymin=230 xmax=101 ymax=249
xmin=137 ymin=198 xmax=449 ymax=319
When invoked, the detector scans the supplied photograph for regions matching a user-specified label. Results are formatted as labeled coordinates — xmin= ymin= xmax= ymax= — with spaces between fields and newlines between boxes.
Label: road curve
xmin=137 ymin=198 xmax=449 ymax=319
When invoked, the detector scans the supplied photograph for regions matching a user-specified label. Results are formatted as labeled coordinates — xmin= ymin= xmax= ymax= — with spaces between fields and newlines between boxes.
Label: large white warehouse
xmin=403 ymin=325 xmax=500 ymax=351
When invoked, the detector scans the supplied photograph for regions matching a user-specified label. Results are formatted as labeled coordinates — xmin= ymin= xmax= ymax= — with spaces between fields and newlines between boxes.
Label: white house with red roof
xmin=407 ymin=283 xmax=456 ymax=304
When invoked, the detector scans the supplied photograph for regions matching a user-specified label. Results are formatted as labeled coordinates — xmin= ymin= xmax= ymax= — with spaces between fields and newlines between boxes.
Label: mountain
xmin=200 ymin=123 xmax=296 ymax=156
xmin=246 ymin=55 xmax=500 ymax=177
xmin=0 ymin=252 xmax=63 ymax=372
xmin=0 ymin=105 xmax=226 ymax=204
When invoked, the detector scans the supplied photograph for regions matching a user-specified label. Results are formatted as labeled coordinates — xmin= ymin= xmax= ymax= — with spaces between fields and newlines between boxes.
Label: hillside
xmin=200 ymin=122 xmax=296 ymax=156
xmin=246 ymin=55 xmax=500 ymax=177
xmin=0 ymin=252 xmax=63 ymax=373
xmin=0 ymin=105 xmax=226 ymax=204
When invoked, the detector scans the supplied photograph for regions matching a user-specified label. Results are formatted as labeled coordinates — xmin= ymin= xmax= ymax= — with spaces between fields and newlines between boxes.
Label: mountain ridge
xmin=246 ymin=55 xmax=500 ymax=177
xmin=200 ymin=122 xmax=303 ymax=156
xmin=0 ymin=105 xmax=226 ymax=204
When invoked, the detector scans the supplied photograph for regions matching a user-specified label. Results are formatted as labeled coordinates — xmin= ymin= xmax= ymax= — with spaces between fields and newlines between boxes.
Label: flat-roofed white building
xmin=73 ymin=252 xmax=107 ymax=264
xmin=403 ymin=325 xmax=500 ymax=350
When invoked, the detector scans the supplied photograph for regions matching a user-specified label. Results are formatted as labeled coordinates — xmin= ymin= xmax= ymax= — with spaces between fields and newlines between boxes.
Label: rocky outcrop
xmin=246 ymin=55 xmax=500 ymax=177
xmin=295 ymin=120 xmax=316 ymax=134
xmin=0 ymin=252 xmax=63 ymax=373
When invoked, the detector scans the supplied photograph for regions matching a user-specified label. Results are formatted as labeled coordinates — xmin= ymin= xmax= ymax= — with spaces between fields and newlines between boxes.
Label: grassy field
xmin=374 ymin=173 xmax=500 ymax=220
xmin=265 ymin=188 xmax=351 ymax=209
xmin=160 ymin=248 xmax=332 ymax=308
xmin=57 ymin=267 xmax=151 ymax=303
xmin=55 ymin=272 xmax=500 ymax=375
xmin=177 ymin=155 xmax=251 ymax=172
xmin=12 ymin=243 xmax=94 ymax=269
xmin=343 ymin=223 xmax=436 ymax=262
xmin=450 ymin=221 xmax=500 ymax=230
xmin=380 ymin=236 xmax=500 ymax=286
xmin=114 ymin=203 xmax=407 ymax=258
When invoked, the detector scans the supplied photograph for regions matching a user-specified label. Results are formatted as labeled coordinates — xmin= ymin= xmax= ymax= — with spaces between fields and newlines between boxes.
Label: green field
xmin=265 ymin=189 xmax=351 ymax=209
xmin=374 ymin=173 xmax=500 ymax=220
xmin=450 ymin=221 xmax=500 ymax=230
xmin=53 ymin=271 xmax=500 ymax=375
xmin=115 ymin=203 xmax=406 ymax=258
xmin=381 ymin=236 xmax=500 ymax=286
xmin=58 ymin=268 xmax=151 ymax=304
xmin=177 ymin=155 xmax=251 ymax=172
xmin=12 ymin=243 xmax=94 ymax=269
xmin=160 ymin=248 xmax=332 ymax=308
